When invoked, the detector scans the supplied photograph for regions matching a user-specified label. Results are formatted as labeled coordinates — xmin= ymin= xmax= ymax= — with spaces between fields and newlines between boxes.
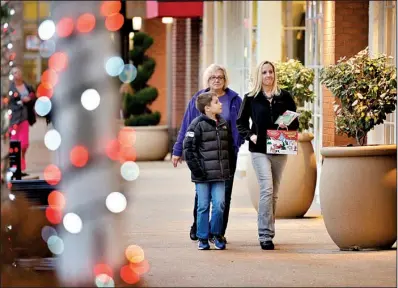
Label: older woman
xmin=237 ymin=60 xmax=298 ymax=250
xmin=8 ymin=67 xmax=36 ymax=176
xmin=172 ymin=64 xmax=244 ymax=243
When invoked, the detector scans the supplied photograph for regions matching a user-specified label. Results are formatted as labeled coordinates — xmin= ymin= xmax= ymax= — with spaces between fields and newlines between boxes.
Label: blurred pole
xmin=166 ymin=21 xmax=173 ymax=153
xmin=51 ymin=1 xmax=127 ymax=285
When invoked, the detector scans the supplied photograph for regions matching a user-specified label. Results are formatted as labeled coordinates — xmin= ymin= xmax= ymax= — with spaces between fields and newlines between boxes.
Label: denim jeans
xmin=251 ymin=153 xmax=287 ymax=242
xmin=195 ymin=182 xmax=225 ymax=240
xmin=192 ymin=155 xmax=236 ymax=236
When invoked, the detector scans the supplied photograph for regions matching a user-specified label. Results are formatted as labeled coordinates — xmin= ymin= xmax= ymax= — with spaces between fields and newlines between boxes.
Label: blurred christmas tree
xmin=122 ymin=31 xmax=161 ymax=126
xmin=1 ymin=1 xmax=15 ymax=78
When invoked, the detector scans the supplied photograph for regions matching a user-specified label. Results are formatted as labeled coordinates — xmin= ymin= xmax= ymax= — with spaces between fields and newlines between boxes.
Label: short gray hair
xmin=202 ymin=64 xmax=229 ymax=90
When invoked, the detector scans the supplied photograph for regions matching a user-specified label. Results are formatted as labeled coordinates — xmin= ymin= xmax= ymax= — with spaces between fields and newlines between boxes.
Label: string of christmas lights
xmin=1 ymin=0 xmax=16 ymax=79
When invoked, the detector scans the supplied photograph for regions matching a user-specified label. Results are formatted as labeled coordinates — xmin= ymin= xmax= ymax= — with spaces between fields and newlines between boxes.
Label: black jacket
xmin=183 ymin=114 xmax=233 ymax=183
xmin=236 ymin=89 xmax=298 ymax=154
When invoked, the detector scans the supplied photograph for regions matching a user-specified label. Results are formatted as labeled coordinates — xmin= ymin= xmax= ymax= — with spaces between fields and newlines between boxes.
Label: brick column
xmin=322 ymin=0 xmax=369 ymax=147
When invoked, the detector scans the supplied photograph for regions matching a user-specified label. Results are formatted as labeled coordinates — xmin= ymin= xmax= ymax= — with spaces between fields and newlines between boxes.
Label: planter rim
xmin=298 ymin=132 xmax=314 ymax=142
xmin=321 ymin=144 xmax=397 ymax=157
xmin=121 ymin=125 xmax=169 ymax=131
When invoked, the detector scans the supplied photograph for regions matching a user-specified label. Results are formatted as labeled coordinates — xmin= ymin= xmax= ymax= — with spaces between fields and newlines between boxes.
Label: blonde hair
xmin=202 ymin=64 xmax=229 ymax=90
xmin=248 ymin=60 xmax=280 ymax=97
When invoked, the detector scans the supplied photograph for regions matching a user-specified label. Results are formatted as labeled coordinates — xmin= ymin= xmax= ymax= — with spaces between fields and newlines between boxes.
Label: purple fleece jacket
xmin=172 ymin=88 xmax=244 ymax=157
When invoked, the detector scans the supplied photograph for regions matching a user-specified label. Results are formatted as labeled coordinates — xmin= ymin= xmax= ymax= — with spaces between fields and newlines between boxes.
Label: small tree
xmin=123 ymin=32 xmax=161 ymax=126
xmin=320 ymin=48 xmax=397 ymax=146
xmin=275 ymin=59 xmax=315 ymax=132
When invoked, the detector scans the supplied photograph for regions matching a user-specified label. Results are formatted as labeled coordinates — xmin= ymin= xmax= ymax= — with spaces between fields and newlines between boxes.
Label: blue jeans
xmin=195 ymin=182 xmax=225 ymax=240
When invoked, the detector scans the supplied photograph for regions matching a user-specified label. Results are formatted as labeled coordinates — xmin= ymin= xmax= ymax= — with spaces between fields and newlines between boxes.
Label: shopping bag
xmin=266 ymin=129 xmax=298 ymax=155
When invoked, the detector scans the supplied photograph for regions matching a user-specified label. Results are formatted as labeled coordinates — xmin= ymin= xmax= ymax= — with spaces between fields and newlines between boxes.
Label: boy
xmin=183 ymin=92 xmax=234 ymax=250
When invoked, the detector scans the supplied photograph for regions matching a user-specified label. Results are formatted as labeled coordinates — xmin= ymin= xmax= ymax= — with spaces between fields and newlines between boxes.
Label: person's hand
xmin=22 ymin=96 xmax=31 ymax=103
xmin=250 ymin=134 xmax=257 ymax=144
xmin=278 ymin=123 xmax=288 ymax=129
xmin=171 ymin=155 xmax=182 ymax=167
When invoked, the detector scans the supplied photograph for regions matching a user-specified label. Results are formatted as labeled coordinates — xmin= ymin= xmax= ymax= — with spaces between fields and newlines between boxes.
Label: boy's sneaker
xmin=198 ymin=239 xmax=210 ymax=250
xmin=190 ymin=226 xmax=198 ymax=241
xmin=212 ymin=236 xmax=226 ymax=250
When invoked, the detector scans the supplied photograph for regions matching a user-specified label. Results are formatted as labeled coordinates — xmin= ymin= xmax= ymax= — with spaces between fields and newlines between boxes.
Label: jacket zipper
xmin=216 ymin=125 xmax=224 ymax=178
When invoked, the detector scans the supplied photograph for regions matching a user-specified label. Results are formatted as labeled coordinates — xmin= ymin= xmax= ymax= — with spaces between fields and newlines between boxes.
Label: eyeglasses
xmin=209 ymin=76 xmax=225 ymax=81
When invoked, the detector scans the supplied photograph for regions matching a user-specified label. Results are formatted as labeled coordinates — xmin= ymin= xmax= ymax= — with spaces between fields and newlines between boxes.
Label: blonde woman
xmin=237 ymin=60 xmax=299 ymax=250
xmin=172 ymin=64 xmax=244 ymax=243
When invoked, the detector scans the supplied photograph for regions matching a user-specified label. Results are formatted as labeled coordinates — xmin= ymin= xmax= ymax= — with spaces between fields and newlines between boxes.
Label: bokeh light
xmin=120 ymin=161 xmax=140 ymax=181
xmin=95 ymin=274 xmax=115 ymax=288
xmin=48 ymin=190 xmax=66 ymax=210
xmin=77 ymin=13 xmax=96 ymax=33
xmin=118 ymin=128 xmax=136 ymax=147
xmin=81 ymin=89 xmax=100 ymax=111
xmin=46 ymin=206 xmax=63 ymax=225
xmin=120 ymin=265 xmax=140 ymax=285
xmin=44 ymin=129 xmax=62 ymax=151
xmin=105 ymin=13 xmax=124 ymax=32
xmin=129 ymin=260 xmax=150 ymax=275
xmin=40 ymin=40 xmax=56 ymax=58
xmin=70 ymin=145 xmax=89 ymax=167
xmin=56 ymin=17 xmax=74 ymax=38
xmin=100 ymin=1 xmax=122 ymax=17
xmin=37 ymin=82 xmax=54 ymax=98
xmin=44 ymin=164 xmax=62 ymax=186
xmin=119 ymin=146 xmax=137 ymax=163
xmin=41 ymin=226 xmax=58 ymax=242
xmin=47 ymin=235 xmax=64 ymax=255
xmin=41 ymin=69 xmax=58 ymax=87
xmin=119 ymin=64 xmax=137 ymax=83
xmin=63 ymin=213 xmax=83 ymax=234
xmin=49 ymin=52 xmax=68 ymax=72
xmin=38 ymin=19 xmax=56 ymax=40
xmin=105 ymin=192 xmax=127 ymax=213
xmin=125 ymin=245 xmax=145 ymax=264
xmin=105 ymin=56 xmax=124 ymax=77
xmin=34 ymin=96 xmax=52 ymax=116
xmin=94 ymin=263 xmax=114 ymax=278
xmin=105 ymin=139 xmax=121 ymax=161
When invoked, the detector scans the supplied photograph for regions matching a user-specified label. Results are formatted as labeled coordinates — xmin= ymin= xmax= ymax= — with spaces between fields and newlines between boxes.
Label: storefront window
xmin=282 ymin=1 xmax=306 ymax=64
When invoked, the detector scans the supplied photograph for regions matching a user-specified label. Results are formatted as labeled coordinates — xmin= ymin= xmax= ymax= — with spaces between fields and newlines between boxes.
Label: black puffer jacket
xmin=183 ymin=114 xmax=233 ymax=183
xmin=237 ymin=89 xmax=299 ymax=154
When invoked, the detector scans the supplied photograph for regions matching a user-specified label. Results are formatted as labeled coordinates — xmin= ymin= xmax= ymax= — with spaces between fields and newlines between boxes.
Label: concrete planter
xmin=247 ymin=133 xmax=317 ymax=218
xmin=121 ymin=125 xmax=169 ymax=161
xmin=320 ymin=145 xmax=397 ymax=250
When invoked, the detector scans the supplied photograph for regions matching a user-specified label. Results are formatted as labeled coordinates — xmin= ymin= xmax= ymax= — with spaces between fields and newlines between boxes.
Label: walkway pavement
xmin=10 ymin=119 xmax=398 ymax=287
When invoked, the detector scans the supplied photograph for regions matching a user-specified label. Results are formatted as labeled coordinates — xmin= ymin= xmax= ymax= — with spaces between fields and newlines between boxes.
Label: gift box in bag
xmin=266 ymin=130 xmax=298 ymax=155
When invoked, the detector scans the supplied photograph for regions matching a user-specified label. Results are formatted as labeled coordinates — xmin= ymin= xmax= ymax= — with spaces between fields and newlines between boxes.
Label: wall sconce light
xmin=132 ymin=17 xmax=142 ymax=31
xmin=161 ymin=17 xmax=173 ymax=24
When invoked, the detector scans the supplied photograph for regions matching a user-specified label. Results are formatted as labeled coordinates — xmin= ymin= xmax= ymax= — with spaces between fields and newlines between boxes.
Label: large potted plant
xmin=121 ymin=31 xmax=168 ymax=161
xmin=319 ymin=48 xmax=397 ymax=250
xmin=247 ymin=59 xmax=317 ymax=218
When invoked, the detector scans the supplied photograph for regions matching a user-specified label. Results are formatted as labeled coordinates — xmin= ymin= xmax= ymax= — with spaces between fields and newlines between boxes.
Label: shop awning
xmin=146 ymin=1 xmax=203 ymax=18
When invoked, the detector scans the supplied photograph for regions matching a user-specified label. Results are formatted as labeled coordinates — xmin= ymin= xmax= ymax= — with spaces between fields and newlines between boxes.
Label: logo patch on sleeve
xmin=186 ymin=131 xmax=195 ymax=137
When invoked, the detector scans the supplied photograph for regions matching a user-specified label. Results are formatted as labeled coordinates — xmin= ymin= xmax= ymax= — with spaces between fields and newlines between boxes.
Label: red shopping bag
xmin=266 ymin=130 xmax=298 ymax=155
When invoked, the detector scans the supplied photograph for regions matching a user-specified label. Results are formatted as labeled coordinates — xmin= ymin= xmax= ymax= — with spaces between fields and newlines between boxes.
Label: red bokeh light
xmin=105 ymin=13 xmax=124 ymax=32
xmin=118 ymin=128 xmax=136 ymax=147
xmin=76 ymin=13 xmax=96 ymax=33
xmin=56 ymin=17 xmax=74 ymax=38
xmin=70 ymin=145 xmax=89 ymax=168
xmin=49 ymin=52 xmax=68 ymax=73
xmin=8 ymin=148 xmax=13 ymax=153
xmin=45 ymin=207 xmax=63 ymax=224
xmin=129 ymin=260 xmax=150 ymax=275
xmin=119 ymin=146 xmax=137 ymax=163
xmin=37 ymin=82 xmax=54 ymax=98
xmin=48 ymin=190 xmax=66 ymax=210
xmin=14 ymin=147 xmax=19 ymax=153
xmin=100 ymin=1 xmax=121 ymax=17
xmin=120 ymin=265 xmax=140 ymax=285
xmin=105 ymin=139 xmax=121 ymax=161
xmin=41 ymin=69 xmax=58 ymax=87
xmin=125 ymin=245 xmax=145 ymax=263
xmin=94 ymin=263 xmax=113 ymax=278
xmin=44 ymin=164 xmax=62 ymax=186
